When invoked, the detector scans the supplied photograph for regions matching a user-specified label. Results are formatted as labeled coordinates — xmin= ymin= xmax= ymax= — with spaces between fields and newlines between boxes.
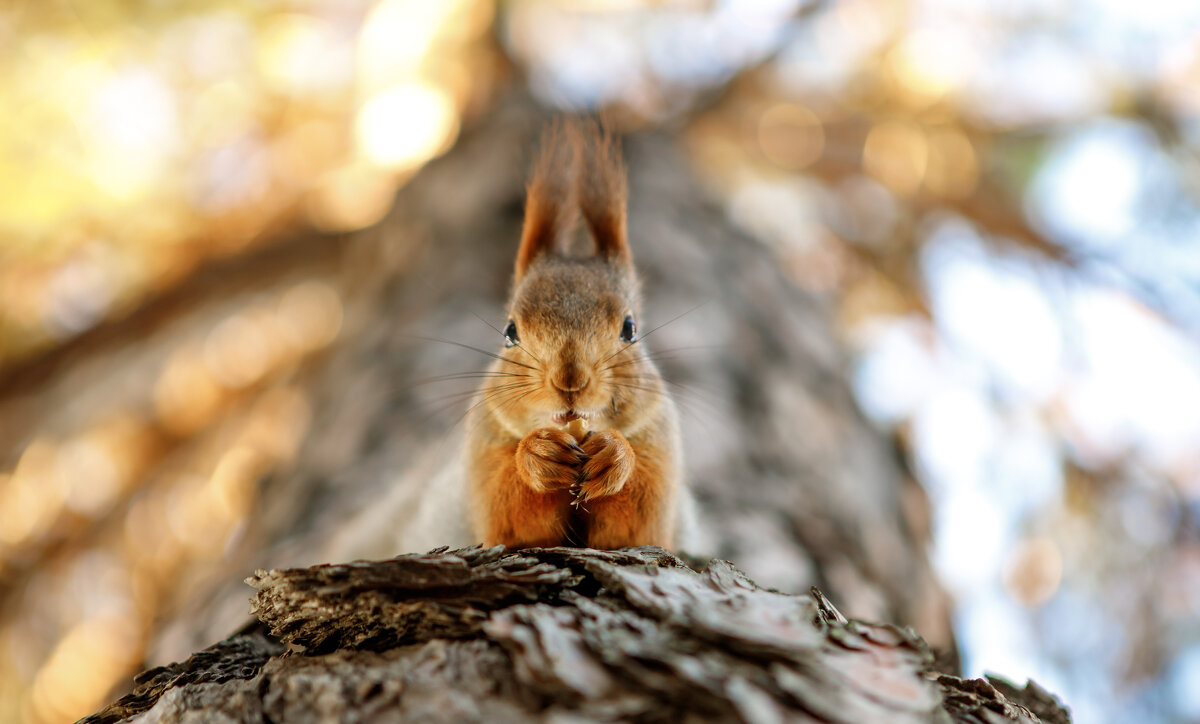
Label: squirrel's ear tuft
xmin=516 ymin=121 xmax=576 ymax=280
xmin=572 ymin=119 xmax=631 ymax=268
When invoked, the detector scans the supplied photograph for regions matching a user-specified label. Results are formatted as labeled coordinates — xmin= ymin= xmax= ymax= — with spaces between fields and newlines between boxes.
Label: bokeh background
xmin=2 ymin=1 xmax=1199 ymax=722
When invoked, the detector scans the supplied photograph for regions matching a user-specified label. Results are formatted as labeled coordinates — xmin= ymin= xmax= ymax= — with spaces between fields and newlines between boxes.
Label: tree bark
xmin=85 ymin=547 xmax=1068 ymax=723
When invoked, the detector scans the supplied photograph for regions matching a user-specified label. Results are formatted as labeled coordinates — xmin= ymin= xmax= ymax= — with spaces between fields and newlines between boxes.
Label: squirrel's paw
xmin=516 ymin=427 xmax=588 ymax=493
xmin=575 ymin=430 xmax=635 ymax=503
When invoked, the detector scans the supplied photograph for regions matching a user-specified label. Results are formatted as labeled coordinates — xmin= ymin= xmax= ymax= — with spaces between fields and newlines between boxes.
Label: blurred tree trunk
xmin=142 ymin=92 xmax=954 ymax=669
xmin=2 ymin=89 xmax=970 ymax=719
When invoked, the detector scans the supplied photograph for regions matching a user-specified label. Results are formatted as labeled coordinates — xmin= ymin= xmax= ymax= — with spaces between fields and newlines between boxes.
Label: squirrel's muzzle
xmin=552 ymin=356 xmax=589 ymax=401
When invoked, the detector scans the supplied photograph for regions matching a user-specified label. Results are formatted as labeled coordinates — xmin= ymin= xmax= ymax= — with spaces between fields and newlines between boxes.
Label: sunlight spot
xmin=204 ymin=312 xmax=273 ymax=389
xmin=922 ymin=224 xmax=1063 ymax=402
xmin=924 ymin=126 xmax=979 ymax=199
xmin=0 ymin=441 xmax=65 ymax=547
xmin=912 ymin=383 xmax=998 ymax=497
xmin=890 ymin=26 xmax=978 ymax=101
xmin=307 ymin=162 xmax=396 ymax=232
xmin=85 ymin=69 xmax=179 ymax=200
xmin=1003 ymin=537 xmax=1063 ymax=606
xmin=355 ymin=83 xmax=458 ymax=171
xmin=154 ymin=347 xmax=224 ymax=436
xmin=359 ymin=0 xmax=474 ymax=89
xmin=1027 ymin=121 xmax=1149 ymax=248
xmin=933 ymin=485 xmax=1010 ymax=592
xmin=277 ymin=281 xmax=343 ymax=352
xmin=27 ymin=613 xmax=140 ymax=723
xmin=1169 ymin=645 xmax=1200 ymax=720
xmin=853 ymin=318 xmax=937 ymax=425
xmin=210 ymin=447 xmax=264 ymax=520
xmin=863 ymin=121 xmax=927 ymax=196
xmin=757 ymin=103 xmax=824 ymax=169
xmin=257 ymin=14 xmax=351 ymax=96
xmin=55 ymin=437 xmax=120 ymax=516
xmin=1063 ymin=286 xmax=1200 ymax=470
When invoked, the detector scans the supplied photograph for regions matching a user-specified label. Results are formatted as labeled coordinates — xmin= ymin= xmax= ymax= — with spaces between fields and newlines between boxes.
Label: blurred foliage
xmin=2 ymin=1 xmax=1200 ymax=723
xmin=0 ymin=0 xmax=495 ymax=367
xmin=0 ymin=1 xmax=496 ymax=721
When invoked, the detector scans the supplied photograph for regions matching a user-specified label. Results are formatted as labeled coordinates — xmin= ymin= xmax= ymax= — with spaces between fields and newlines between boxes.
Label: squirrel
xmin=462 ymin=120 xmax=689 ymax=550
xmin=323 ymin=121 xmax=699 ymax=562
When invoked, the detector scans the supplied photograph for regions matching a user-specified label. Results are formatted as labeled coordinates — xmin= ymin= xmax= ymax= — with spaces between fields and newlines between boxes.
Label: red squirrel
xmin=463 ymin=120 xmax=687 ymax=549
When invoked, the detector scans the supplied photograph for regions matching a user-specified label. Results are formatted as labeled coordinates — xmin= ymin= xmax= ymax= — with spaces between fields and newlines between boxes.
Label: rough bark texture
xmin=86 ymin=547 xmax=1068 ymax=723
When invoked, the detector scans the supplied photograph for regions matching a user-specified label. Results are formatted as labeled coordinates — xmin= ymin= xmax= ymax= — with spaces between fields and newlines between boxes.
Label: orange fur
xmin=465 ymin=119 xmax=684 ymax=550
xmin=515 ymin=121 xmax=577 ymax=280
xmin=571 ymin=119 xmax=630 ymax=265
xmin=578 ymin=429 xmax=675 ymax=548
xmin=470 ymin=440 xmax=574 ymax=548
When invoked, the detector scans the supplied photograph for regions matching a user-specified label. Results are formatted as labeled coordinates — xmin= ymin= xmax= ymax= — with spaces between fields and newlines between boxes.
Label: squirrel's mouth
xmin=551 ymin=410 xmax=592 ymax=426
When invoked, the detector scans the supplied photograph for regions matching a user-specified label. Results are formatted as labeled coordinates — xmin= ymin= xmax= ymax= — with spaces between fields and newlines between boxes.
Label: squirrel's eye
xmin=503 ymin=319 xmax=519 ymax=348
xmin=620 ymin=315 xmax=637 ymax=343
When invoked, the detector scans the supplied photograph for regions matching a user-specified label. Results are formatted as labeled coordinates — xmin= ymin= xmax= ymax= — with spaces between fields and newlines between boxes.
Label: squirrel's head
xmin=484 ymin=120 xmax=664 ymax=436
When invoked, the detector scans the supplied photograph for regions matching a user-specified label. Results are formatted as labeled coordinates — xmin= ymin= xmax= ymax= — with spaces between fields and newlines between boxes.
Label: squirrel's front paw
xmin=516 ymin=428 xmax=588 ymax=493
xmin=575 ymin=430 xmax=635 ymax=503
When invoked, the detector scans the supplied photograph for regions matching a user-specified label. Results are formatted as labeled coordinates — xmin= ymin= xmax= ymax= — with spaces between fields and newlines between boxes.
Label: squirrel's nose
xmin=553 ymin=365 xmax=589 ymax=395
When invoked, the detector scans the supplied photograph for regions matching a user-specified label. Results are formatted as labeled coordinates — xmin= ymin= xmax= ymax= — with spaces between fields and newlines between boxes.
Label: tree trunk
xmin=145 ymin=94 xmax=954 ymax=674
xmin=69 ymin=88 xmax=1078 ymax=722
xmin=78 ymin=93 xmax=1040 ymax=722
xmin=85 ymin=547 xmax=1068 ymax=723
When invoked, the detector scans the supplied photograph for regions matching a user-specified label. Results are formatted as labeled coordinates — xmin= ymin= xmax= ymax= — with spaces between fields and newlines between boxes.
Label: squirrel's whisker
xmin=424 ymin=381 xmax=536 ymax=405
xmin=597 ymin=302 xmax=711 ymax=367
xmin=469 ymin=310 xmax=506 ymax=337
xmin=469 ymin=309 xmax=548 ymax=365
xmin=386 ymin=370 xmax=533 ymax=401
xmin=441 ymin=384 xmax=540 ymax=435
xmin=638 ymin=301 xmax=711 ymax=342
xmin=418 ymin=382 xmax=539 ymax=424
xmin=609 ymin=374 xmax=720 ymax=414
xmin=601 ymin=344 xmax=726 ymax=372
xmin=405 ymin=335 xmax=543 ymax=373
xmin=511 ymin=342 xmax=543 ymax=365
xmin=428 ymin=370 xmax=532 ymax=379
xmin=474 ymin=389 xmax=538 ymax=435
xmin=411 ymin=371 xmax=532 ymax=386
xmin=608 ymin=380 xmax=715 ymax=432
